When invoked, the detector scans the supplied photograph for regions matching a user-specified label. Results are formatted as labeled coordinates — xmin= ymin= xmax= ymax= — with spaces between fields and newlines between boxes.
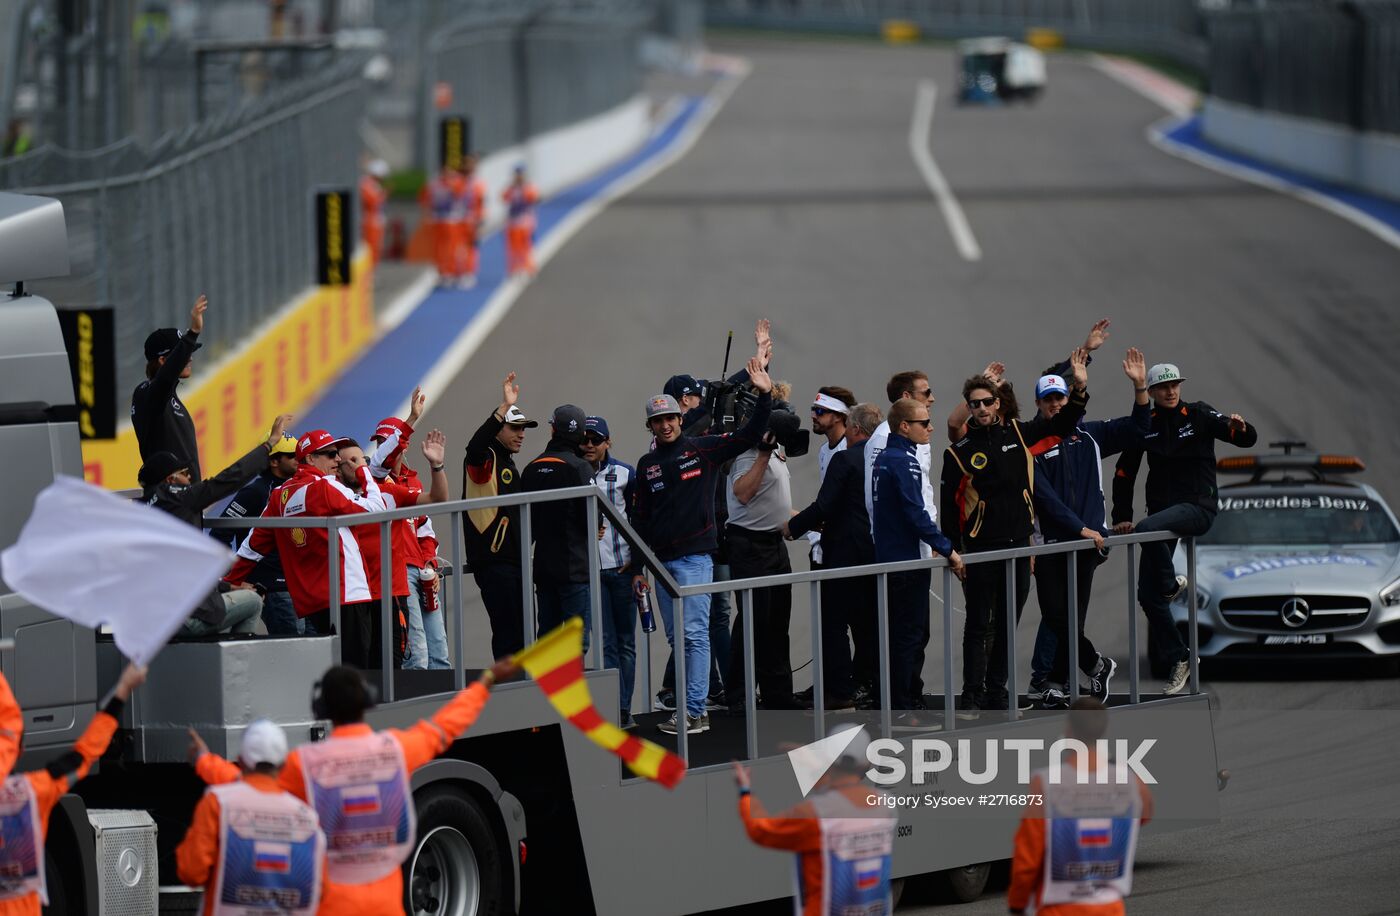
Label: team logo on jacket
xmin=970 ymin=452 xmax=988 ymax=470
xmin=681 ymin=469 xmax=701 ymax=481
xmin=291 ymin=527 xmax=306 ymax=547
xmin=501 ymin=469 xmax=513 ymax=484
xmin=646 ymin=465 xmax=662 ymax=481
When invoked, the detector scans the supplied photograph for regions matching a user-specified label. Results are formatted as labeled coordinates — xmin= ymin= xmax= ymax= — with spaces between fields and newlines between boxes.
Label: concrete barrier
xmin=1202 ymin=97 xmax=1400 ymax=204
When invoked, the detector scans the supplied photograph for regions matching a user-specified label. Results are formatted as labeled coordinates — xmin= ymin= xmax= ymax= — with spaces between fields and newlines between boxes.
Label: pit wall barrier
xmin=1202 ymin=97 xmax=1400 ymax=204
xmin=81 ymin=249 xmax=375 ymax=489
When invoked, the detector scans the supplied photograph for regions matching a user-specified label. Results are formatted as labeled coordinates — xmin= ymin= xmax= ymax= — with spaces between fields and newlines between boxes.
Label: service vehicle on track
xmin=1170 ymin=443 xmax=1400 ymax=663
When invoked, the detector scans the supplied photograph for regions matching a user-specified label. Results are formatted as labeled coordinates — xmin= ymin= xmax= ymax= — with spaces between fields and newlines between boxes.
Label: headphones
xmin=310 ymin=669 xmax=379 ymax=722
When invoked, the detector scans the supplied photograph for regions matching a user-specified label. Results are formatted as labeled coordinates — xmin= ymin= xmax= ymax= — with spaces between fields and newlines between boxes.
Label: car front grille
xmin=1218 ymin=594 xmax=1371 ymax=632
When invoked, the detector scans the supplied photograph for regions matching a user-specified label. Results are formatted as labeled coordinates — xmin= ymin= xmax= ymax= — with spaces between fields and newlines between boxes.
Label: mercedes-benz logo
xmin=116 ymin=847 xmax=143 ymax=887
xmin=1280 ymin=597 xmax=1311 ymax=629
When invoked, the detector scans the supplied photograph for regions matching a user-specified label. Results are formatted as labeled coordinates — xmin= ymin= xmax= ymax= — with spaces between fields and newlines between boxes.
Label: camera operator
xmin=723 ymin=400 xmax=807 ymax=713
xmin=631 ymin=352 xmax=775 ymax=737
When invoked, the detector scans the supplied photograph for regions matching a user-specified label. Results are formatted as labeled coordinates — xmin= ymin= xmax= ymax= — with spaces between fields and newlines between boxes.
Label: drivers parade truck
xmin=0 ymin=192 xmax=1221 ymax=915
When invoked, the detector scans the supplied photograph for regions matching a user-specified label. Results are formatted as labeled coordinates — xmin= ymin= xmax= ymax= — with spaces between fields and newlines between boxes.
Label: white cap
xmin=502 ymin=406 xmax=538 ymax=428
xmin=368 ymin=159 xmax=390 ymax=178
xmin=1035 ymin=374 xmax=1069 ymax=399
xmin=239 ymin=719 xmax=289 ymax=768
xmin=1146 ymin=363 xmax=1186 ymax=387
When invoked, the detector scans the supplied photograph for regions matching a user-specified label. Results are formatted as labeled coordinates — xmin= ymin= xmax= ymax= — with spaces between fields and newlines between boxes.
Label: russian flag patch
xmin=341 ymin=785 xmax=382 ymax=816
xmin=855 ymin=858 xmax=882 ymax=891
xmin=253 ymin=841 xmax=291 ymax=873
xmin=1077 ymin=818 xmax=1113 ymax=848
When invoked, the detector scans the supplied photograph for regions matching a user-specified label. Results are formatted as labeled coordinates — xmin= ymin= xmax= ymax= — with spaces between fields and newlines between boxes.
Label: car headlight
xmin=1381 ymin=578 xmax=1400 ymax=607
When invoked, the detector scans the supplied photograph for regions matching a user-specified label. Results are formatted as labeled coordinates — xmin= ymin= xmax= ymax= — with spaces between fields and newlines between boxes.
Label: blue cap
xmin=663 ymin=374 xmax=701 ymax=400
xmin=585 ymin=416 xmax=610 ymax=439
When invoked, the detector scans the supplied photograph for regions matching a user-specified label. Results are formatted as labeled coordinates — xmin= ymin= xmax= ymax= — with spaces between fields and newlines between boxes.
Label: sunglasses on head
xmin=967 ymin=396 xmax=998 ymax=409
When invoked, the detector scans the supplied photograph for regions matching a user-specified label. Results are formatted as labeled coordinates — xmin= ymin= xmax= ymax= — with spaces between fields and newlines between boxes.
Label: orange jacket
xmin=176 ymin=772 xmax=326 ymax=916
xmin=195 ymin=681 xmax=489 ymax=915
xmin=738 ymin=781 xmax=877 ymax=916
xmin=0 ymin=672 xmax=20 ymax=780
xmin=1008 ymin=762 xmax=1155 ymax=916
xmin=0 ymin=710 xmax=118 ymax=916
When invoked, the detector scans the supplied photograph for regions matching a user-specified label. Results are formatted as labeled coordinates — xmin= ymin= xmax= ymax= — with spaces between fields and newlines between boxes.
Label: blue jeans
xmin=404 ymin=566 xmax=452 ymax=670
xmin=599 ymin=570 xmax=636 ymax=717
xmin=661 ymin=560 xmax=731 ymax=699
xmin=261 ymin=590 xmax=302 ymax=636
xmin=655 ymin=554 xmax=713 ymax=718
xmin=1030 ymin=621 xmax=1056 ymax=686
xmin=1134 ymin=503 xmax=1214 ymax=668
xmin=537 ymin=581 xmax=592 ymax=654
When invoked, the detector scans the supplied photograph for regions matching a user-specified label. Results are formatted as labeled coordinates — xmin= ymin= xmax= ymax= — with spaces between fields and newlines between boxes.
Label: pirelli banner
xmin=439 ymin=116 xmax=471 ymax=171
xmin=56 ymin=306 xmax=116 ymax=440
xmin=315 ymin=189 xmax=354 ymax=286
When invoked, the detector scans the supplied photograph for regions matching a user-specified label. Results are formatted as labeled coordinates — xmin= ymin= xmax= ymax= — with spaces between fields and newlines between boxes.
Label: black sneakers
xmin=1087 ymin=656 xmax=1118 ymax=703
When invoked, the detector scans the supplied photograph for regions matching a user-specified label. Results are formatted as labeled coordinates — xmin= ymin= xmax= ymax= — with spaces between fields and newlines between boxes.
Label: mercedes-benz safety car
xmin=1170 ymin=444 xmax=1400 ymax=662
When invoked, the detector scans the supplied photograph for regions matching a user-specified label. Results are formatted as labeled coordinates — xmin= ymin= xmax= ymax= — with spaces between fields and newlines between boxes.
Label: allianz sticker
xmin=970 ymin=452 xmax=988 ymax=470
xmin=1223 ymin=554 xmax=1374 ymax=579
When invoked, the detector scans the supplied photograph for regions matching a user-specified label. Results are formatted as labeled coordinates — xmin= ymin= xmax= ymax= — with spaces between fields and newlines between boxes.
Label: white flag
xmin=0 ymin=476 xmax=233 ymax=665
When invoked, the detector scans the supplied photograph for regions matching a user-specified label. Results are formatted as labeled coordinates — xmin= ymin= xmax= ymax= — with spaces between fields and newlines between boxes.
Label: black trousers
xmin=961 ymin=541 xmax=1032 ymax=706
xmin=888 ymin=569 xmax=931 ymax=710
xmin=1034 ymin=549 xmax=1101 ymax=686
xmin=474 ymin=564 xmax=525 ymax=659
xmin=725 ymin=526 xmax=794 ymax=708
xmin=310 ymin=599 xmax=406 ymax=670
xmin=818 ymin=572 xmax=877 ymax=699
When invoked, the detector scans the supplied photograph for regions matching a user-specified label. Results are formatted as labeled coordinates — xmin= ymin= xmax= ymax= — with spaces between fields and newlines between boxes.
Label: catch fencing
xmin=1205 ymin=1 xmax=1400 ymax=135
xmin=2 ymin=0 xmax=660 ymax=405
xmin=703 ymin=0 xmax=1208 ymax=71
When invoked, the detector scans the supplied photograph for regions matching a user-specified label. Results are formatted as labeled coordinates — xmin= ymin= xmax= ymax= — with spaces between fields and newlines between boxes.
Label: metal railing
xmin=1205 ymin=1 xmax=1400 ymax=135
xmin=205 ymin=483 xmax=1202 ymax=767
xmin=703 ymin=0 xmax=1209 ymax=71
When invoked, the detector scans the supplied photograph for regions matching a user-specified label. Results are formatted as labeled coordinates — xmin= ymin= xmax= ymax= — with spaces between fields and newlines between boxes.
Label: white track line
xmin=909 ymin=80 xmax=982 ymax=262
xmin=402 ymin=64 xmax=753 ymax=416
xmin=1090 ymin=55 xmax=1400 ymax=255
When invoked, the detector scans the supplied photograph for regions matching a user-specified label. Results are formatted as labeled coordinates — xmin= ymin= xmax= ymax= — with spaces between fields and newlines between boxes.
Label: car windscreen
xmin=1205 ymin=494 xmax=1400 ymax=545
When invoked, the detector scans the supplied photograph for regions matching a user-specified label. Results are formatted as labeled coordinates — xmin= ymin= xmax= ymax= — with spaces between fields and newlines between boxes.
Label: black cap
xmin=663 ymin=375 xmax=701 ymax=400
xmin=144 ymin=328 xmax=202 ymax=361
xmin=138 ymin=451 xmax=189 ymax=487
xmin=551 ymin=404 xmax=586 ymax=443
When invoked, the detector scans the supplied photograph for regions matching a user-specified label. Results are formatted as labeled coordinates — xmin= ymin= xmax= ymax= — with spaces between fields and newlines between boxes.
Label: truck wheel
xmin=405 ymin=788 xmax=508 ymax=916
xmin=936 ymin=861 xmax=991 ymax=903
xmin=40 ymin=849 xmax=71 ymax=915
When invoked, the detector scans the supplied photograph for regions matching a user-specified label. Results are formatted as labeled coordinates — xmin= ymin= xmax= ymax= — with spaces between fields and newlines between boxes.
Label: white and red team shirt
xmin=227 ymin=465 xmax=386 ymax=615
xmin=415 ymin=516 xmax=438 ymax=569
xmin=349 ymin=476 xmax=421 ymax=599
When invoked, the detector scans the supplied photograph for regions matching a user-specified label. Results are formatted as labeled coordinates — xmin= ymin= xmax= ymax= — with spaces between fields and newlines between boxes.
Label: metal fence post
xmin=1067 ymin=548 xmax=1080 ymax=702
xmin=675 ymin=593 xmax=688 ymax=761
xmin=1005 ymin=558 xmax=1018 ymax=720
xmin=451 ymin=510 xmax=465 ymax=691
xmin=586 ymin=493 xmax=602 ymax=671
xmin=876 ymin=573 xmax=891 ymax=739
xmin=520 ymin=505 xmax=534 ymax=648
xmin=810 ymin=581 xmax=824 ymax=739
xmin=1127 ymin=542 xmax=1139 ymax=705
xmin=1187 ymin=536 xmax=1199 ymax=696
xmin=327 ymin=519 xmax=341 ymax=666
xmin=380 ymin=520 xmax=394 ymax=701
xmin=942 ymin=567 xmax=955 ymax=731
xmin=742 ymin=589 xmax=757 ymax=760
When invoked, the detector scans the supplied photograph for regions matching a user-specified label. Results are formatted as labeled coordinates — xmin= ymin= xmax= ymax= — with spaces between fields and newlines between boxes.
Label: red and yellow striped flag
xmin=514 ymin=618 xmax=686 ymax=789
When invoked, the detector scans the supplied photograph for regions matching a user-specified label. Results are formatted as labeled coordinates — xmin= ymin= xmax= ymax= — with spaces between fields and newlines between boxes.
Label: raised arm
xmin=147 ymin=296 xmax=207 ymax=401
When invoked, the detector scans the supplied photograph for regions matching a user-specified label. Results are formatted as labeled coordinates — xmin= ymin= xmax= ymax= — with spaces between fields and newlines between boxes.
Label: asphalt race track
xmin=416 ymin=36 xmax=1400 ymax=913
